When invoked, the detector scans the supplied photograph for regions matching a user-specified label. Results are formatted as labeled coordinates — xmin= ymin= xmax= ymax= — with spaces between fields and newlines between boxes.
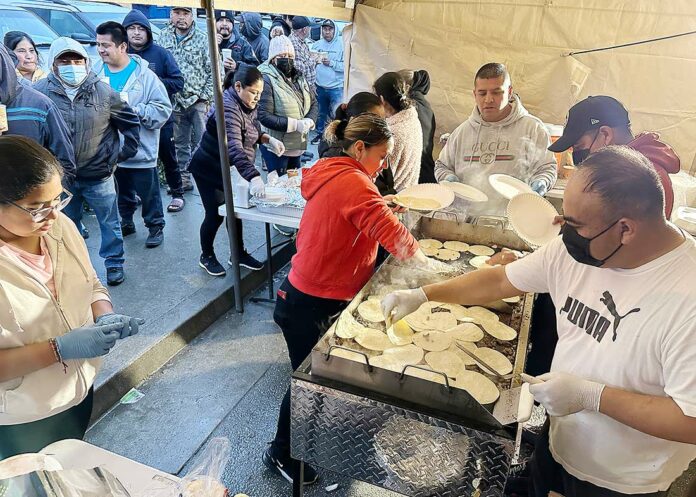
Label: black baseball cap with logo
xmin=215 ymin=10 xmax=236 ymax=22
xmin=549 ymin=96 xmax=631 ymax=152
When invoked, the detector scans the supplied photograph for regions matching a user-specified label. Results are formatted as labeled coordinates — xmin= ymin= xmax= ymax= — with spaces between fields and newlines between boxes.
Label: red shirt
xmin=289 ymin=156 xmax=418 ymax=300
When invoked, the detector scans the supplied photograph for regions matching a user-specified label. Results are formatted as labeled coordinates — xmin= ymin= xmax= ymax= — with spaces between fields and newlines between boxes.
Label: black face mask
xmin=561 ymin=220 xmax=623 ymax=267
xmin=571 ymin=129 xmax=600 ymax=166
xmin=275 ymin=57 xmax=294 ymax=77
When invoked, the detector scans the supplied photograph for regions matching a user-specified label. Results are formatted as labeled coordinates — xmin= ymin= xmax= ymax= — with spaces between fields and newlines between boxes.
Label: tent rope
xmin=562 ymin=29 xmax=696 ymax=56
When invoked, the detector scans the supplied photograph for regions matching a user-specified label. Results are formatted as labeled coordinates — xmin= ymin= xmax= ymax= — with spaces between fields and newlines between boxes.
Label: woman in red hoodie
xmin=262 ymin=113 xmax=425 ymax=485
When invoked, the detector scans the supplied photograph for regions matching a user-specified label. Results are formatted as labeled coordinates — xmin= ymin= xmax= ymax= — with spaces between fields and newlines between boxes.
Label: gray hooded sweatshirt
xmin=93 ymin=55 xmax=171 ymax=169
xmin=435 ymin=95 xmax=557 ymax=201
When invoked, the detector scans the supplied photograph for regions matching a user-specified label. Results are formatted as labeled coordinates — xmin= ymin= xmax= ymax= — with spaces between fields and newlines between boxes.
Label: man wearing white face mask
xmin=34 ymin=37 xmax=140 ymax=286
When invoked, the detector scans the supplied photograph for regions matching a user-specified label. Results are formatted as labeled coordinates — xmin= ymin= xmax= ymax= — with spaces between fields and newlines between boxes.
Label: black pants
xmin=159 ymin=121 xmax=184 ymax=198
xmin=529 ymin=421 xmax=669 ymax=497
xmin=192 ymin=173 xmax=243 ymax=257
xmin=271 ymin=278 xmax=348 ymax=457
xmin=526 ymin=293 xmax=559 ymax=376
xmin=114 ymin=167 xmax=165 ymax=228
xmin=0 ymin=389 xmax=93 ymax=460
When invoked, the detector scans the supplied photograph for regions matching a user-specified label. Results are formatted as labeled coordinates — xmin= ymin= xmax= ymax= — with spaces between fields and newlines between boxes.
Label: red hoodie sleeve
xmin=339 ymin=173 xmax=418 ymax=260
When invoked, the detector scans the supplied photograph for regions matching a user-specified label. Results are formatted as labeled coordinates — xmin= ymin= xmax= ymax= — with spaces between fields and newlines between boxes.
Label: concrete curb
xmin=91 ymin=239 xmax=296 ymax=422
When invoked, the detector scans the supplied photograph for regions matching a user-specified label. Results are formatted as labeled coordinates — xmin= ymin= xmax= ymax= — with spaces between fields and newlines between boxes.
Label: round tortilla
xmin=406 ymin=310 xmax=458 ymax=332
xmin=383 ymin=344 xmax=424 ymax=364
xmin=357 ymin=299 xmax=385 ymax=323
xmin=404 ymin=366 xmax=448 ymax=385
xmin=482 ymin=320 xmax=517 ymax=341
xmin=448 ymin=342 xmax=478 ymax=366
xmin=468 ymin=245 xmax=495 ymax=256
xmin=418 ymin=239 xmax=443 ymax=249
xmin=503 ymin=295 xmax=521 ymax=304
xmin=438 ymin=303 xmax=471 ymax=321
xmin=447 ymin=322 xmax=484 ymax=342
xmin=425 ymin=350 xmax=467 ymax=378
xmin=469 ymin=255 xmax=491 ymax=268
xmin=355 ymin=328 xmax=393 ymax=351
xmin=452 ymin=370 xmax=500 ymax=404
xmin=435 ymin=248 xmax=460 ymax=261
xmin=387 ymin=319 xmax=414 ymax=346
xmin=412 ymin=330 xmax=453 ymax=352
xmin=466 ymin=306 xmax=500 ymax=324
xmin=329 ymin=347 xmax=368 ymax=364
xmin=443 ymin=241 xmax=470 ymax=252
xmin=335 ymin=312 xmax=365 ymax=339
xmin=474 ymin=347 xmax=513 ymax=375
xmin=422 ymin=247 xmax=439 ymax=257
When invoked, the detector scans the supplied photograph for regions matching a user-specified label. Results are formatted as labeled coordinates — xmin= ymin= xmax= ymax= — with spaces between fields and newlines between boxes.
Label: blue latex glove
xmin=95 ymin=313 xmax=145 ymax=339
xmin=443 ymin=174 xmax=460 ymax=183
xmin=530 ymin=179 xmax=549 ymax=196
xmin=56 ymin=323 xmax=124 ymax=360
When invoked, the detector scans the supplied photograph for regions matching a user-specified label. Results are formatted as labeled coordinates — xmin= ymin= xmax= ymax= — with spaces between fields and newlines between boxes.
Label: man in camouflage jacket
xmin=157 ymin=7 xmax=214 ymax=189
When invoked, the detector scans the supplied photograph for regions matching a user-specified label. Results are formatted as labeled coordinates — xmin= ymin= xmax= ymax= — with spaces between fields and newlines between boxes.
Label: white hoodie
xmin=435 ymin=95 xmax=557 ymax=202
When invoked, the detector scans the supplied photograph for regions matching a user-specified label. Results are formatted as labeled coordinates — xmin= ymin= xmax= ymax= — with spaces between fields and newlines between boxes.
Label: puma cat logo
xmin=599 ymin=291 xmax=641 ymax=342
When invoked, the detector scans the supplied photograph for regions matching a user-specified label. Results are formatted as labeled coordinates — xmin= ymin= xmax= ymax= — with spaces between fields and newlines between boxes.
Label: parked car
xmin=0 ymin=4 xmax=60 ymax=69
xmin=65 ymin=0 xmax=160 ymax=37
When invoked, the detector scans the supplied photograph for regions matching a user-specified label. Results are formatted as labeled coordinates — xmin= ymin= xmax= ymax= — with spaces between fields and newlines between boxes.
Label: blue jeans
xmin=316 ymin=86 xmax=343 ymax=134
xmin=260 ymin=145 xmax=302 ymax=176
xmin=114 ymin=167 xmax=165 ymax=229
xmin=63 ymin=176 xmax=125 ymax=270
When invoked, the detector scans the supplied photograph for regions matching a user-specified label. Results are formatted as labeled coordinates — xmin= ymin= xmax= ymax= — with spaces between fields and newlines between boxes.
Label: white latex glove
xmin=439 ymin=132 xmax=451 ymax=145
xmin=296 ymin=118 xmax=315 ymax=134
xmin=250 ymin=176 xmax=265 ymax=198
xmin=443 ymin=174 xmax=459 ymax=183
xmin=381 ymin=288 xmax=428 ymax=324
xmin=267 ymin=136 xmax=286 ymax=157
xmin=286 ymin=117 xmax=298 ymax=133
xmin=528 ymin=372 xmax=605 ymax=417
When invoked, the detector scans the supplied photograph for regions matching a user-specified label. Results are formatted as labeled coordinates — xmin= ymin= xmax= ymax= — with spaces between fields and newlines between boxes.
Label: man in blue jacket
xmin=0 ymin=44 xmax=76 ymax=182
xmin=123 ymin=9 xmax=187 ymax=213
xmin=35 ymin=37 xmax=140 ymax=286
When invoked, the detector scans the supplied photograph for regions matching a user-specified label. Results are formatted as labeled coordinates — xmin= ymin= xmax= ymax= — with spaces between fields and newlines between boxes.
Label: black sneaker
xmin=199 ymin=254 xmax=226 ymax=276
xmin=273 ymin=224 xmax=295 ymax=237
xmin=311 ymin=134 xmax=321 ymax=145
xmin=145 ymin=227 xmax=164 ymax=248
xmin=80 ymin=226 xmax=89 ymax=239
xmin=262 ymin=446 xmax=318 ymax=486
xmin=236 ymin=252 xmax=264 ymax=271
xmin=121 ymin=222 xmax=136 ymax=237
xmin=106 ymin=267 xmax=125 ymax=286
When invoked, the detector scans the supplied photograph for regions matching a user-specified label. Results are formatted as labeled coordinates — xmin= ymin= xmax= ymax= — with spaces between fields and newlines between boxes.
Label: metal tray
xmin=311 ymin=216 xmax=534 ymax=432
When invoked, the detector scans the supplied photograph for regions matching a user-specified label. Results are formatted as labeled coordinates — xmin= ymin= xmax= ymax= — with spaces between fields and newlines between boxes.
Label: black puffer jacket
xmin=189 ymin=87 xmax=263 ymax=188
xmin=409 ymin=70 xmax=436 ymax=183
xmin=34 ymin=73 xmax=140 ymax=181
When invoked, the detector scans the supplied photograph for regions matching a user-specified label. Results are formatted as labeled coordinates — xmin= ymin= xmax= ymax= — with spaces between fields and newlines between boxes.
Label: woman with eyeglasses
xmin=0 ymin=136 xmax=142 ymax=459
xmin=3 ymin=31 xmax=47 ymax=84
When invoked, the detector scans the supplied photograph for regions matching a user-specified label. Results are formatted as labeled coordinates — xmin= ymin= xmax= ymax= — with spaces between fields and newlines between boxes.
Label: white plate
xmin=395 ymin=183 xmax=455 ymax=211
xmin=0 ymin=453 xmax=62 ymax=479
xmin=507 ymin=193 xmax=560 ymax=247
xmin=488 ymin=174 xmax=534 ymax=199
xmin=675 ymin=206 xmax=696 ymax=235
xmin=440 ymin=182 xmax=488 ymax=202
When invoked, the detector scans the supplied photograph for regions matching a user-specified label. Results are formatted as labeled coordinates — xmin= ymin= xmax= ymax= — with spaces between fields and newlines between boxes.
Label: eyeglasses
xmin=8 ymin=190 xmax=73 ymax=222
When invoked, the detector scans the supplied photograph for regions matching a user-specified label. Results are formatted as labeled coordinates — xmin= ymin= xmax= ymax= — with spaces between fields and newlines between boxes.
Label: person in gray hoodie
xmin=34 ymin=37 xmax=140 ymax=286
xmin=435 ymin=63 xmax=557 ymax=213
xmin=311 ymin=19 xmax=344 ymax=144
xmin=94 ymin=22 xmax=172 ymax=249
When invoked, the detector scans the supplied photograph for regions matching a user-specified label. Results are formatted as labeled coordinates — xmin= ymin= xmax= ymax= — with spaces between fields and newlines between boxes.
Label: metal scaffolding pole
xmin=202 ymin=0 xmax=244 ymax=313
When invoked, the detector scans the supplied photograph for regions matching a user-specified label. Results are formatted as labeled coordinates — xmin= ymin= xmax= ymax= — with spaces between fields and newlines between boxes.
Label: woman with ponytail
xmin=318 ymin=91 xmax=396 ymax=196
xmin=373 ymin=71 xmax=423 ymax=191
xmin=263 ymin=113 xmax=427 ymax=486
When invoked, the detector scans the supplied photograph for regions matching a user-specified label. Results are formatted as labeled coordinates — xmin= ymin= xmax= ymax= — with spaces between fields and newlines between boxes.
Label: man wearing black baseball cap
xmin=550 ymin=95 xmax=680 ymax=218
xmin=215 ymin=10 xmax=258 ymax=70
xmin=289 ymin=16 xmax=317 ymax=91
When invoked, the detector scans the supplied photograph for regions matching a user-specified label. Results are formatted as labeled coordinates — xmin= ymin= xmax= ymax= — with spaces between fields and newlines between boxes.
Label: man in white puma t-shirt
xmin=382 ymin=146 xmax=696 ymax=496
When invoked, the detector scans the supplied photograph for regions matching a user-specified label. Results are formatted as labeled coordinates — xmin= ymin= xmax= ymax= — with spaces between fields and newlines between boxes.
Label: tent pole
xmin=203 ymin=0 xmax=244 ymax=313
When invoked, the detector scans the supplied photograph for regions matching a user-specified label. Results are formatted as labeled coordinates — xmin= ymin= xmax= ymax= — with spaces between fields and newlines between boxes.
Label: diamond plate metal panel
xmin=291 ymin=379 xmax=514 ymax=497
